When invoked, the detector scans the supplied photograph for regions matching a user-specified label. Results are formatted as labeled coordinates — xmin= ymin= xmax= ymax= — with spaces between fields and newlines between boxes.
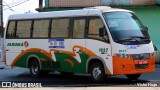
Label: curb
xmin=0 ymin=65 xmax=4 ymax=69
xmin=0 ymin=62 xmax=5 ymax=69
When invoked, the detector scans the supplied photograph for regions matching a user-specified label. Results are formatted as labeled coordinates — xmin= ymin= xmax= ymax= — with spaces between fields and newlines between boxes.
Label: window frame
xmin=86 ymin=16 xmax=110 ymax=43
xmin=6 ymin=20 xmax=16 ymax=39
xmin=6 ymin=16 xmax=109 ymax=42
xmin=50 ymin=17 xmax=70 ymax=39
xmin=6 ymin=20 xmax=33 ymax=39
xmin=71 ymin=17 xmax=87 ymax=39
xmin=16 ymin=20 xmax=32 ymax=38
xmin=32 ymin=19 xmax=50 ymax=38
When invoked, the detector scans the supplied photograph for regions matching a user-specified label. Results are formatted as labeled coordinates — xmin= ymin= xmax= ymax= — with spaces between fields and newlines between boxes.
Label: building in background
xmin=0 ymin=0 xmax=3 ymax=63
xmin=0 ymin=0 xmax=3 ymax=36
xmin=37 ymin=0 xmax=160 ymax=51
xmin=42 ymin=0 xmax=159 ymax=11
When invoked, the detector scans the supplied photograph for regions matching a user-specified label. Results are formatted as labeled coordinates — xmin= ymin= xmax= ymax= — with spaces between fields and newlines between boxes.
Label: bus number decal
xmin=99 ymin=48 xmax=108 ymax=54
xmin=119 ymin=50 xmax=127 ymax=53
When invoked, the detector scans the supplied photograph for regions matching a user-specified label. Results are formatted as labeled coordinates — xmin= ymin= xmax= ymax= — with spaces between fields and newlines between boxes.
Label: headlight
xmin=151 ymin=52 xmax=155 ymax=57
xmin=115 ymin=54 xmax=130 ymax=59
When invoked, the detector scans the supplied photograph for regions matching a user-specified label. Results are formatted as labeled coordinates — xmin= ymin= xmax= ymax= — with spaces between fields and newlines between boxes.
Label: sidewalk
xmin=0 ymin=61 xmax=5 ymax=69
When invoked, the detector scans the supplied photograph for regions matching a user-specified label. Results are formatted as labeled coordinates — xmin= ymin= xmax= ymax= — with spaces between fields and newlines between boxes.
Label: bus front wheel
xmin=29 ymin=60 xmax=40 ymax=77
xmin=126 ymin=74 xmax=141 ymax=80
xmin=90 ymin=62 xmax=105 ymax=82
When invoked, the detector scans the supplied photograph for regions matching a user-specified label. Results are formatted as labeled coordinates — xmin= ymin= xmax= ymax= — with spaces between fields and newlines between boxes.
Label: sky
xmin=3 ymin=0 xmax=39 ymax=26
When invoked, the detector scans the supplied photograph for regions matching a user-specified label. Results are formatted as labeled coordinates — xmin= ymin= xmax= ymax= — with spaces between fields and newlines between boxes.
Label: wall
xmin=45 ymin=0 xmax=158 ymax=7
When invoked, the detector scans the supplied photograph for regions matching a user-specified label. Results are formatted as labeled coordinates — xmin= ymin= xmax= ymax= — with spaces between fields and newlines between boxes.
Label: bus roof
xmin=8 ymin=6 xmax=133 ymax=20
xmin=84 ymin=6 xmax=132 ymax=12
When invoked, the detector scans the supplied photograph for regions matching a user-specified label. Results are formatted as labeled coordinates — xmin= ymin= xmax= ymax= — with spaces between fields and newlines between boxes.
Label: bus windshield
xmin=103 ymin=12 xmax=150 ymax=45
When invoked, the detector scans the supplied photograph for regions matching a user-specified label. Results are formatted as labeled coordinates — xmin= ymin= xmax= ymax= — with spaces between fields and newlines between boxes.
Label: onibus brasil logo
xmin=7 ymin=41 xmax=29 ymax=48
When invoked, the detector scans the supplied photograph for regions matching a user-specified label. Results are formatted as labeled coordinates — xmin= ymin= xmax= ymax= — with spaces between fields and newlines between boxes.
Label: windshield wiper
xmin=115 ymin=38 xmax=137 ymax=42
xmin=130 ymin=36 xmax=150 ymax=41
xmin=116 ymin=36 xmax=150 ymax=43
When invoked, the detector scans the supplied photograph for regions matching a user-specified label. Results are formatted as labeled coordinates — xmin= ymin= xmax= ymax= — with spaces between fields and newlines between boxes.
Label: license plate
xmin=138 ymin=60 xmax=148 ymax=64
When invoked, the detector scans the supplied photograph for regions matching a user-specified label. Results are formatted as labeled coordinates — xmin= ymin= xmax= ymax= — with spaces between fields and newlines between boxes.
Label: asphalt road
xmin=0 ymin=65 xmax=160 ymax=87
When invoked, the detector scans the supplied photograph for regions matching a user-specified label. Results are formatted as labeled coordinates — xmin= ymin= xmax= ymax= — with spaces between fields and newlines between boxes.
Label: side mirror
xmin=153 ymin=44 xmax=158 ymax=51
xmin=99 ymin=28 xmax=104 ymax=37
xmin=99 ymin=27 xmax=110 ymax=43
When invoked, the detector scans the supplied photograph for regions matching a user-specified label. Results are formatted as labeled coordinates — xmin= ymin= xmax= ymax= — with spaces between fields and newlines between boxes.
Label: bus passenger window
xmin=73 ymin=19 xmax=85 ymax=38
xmin=88 ymin=18 xmax=108 ymax=41
xmin=33 ymin=19 xmax=49 ymax=38
xmin=17 ymin=21 xmax=31 ymax=38
xmin=7 ymin=21 xmax=16 ymax=38
xmin=51 ymin=18 xmax=69 ymax=38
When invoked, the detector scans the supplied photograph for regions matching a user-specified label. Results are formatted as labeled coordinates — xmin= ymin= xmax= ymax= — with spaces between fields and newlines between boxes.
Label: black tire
xmin=29 ymin=60 xmax=41 ymax=77
xmin=90 ymin=62 xmax=105 ymax=82
xmin=126 ymin=74 xmax=141 ymax=80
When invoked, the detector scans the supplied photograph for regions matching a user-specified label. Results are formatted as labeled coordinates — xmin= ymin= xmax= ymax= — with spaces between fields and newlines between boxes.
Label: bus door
xmin=86 ymin=17 xmax=113 ymax=75
xmin=69 ymin=17 xmax=87 ymax=73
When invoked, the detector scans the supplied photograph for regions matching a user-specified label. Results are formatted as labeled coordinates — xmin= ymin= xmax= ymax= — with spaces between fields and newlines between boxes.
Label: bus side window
xmin=51 ymin=18 xmax=69 ymax=38
xmin=16 ymin=20 xmax=32 ymax=38
xmin=33 ymin=19 xmax=49 ymax=38
xmin=73 ymin=18 xmax=85 ymax=38
xmin=6 ymin=21 xmax=16 ymax=38
xmin=88 ymin=17 xmax=109 ymax=42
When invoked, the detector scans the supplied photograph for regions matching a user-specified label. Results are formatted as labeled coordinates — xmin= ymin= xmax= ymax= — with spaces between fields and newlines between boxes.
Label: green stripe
xmin=14 ymin=50 xmax=90 ymax=73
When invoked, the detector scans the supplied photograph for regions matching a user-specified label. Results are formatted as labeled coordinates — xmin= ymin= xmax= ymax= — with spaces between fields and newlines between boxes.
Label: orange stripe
xmin=50 ymin=46 xmax=96 ymax=64
xmin=73 ymin=45 xmax=96 ymax=56
xmin=11 ymin=46 xmax=96 ymax=67
xmin=64 ymin=59 xmax=74 ymax=68
xmin=11 ymin=48 xmax=53 ymax=67
xmin=50 ymin=49 xmax=75 ymax=56
xmin=24 ymin=48 xmax=52 ymax=58
xmin=50 ymin=46 xmax=96 ymax=57
xmin=40 ymin=58 xmax=47 ymax=62
xmin=11 ymin=51 xmax=27 ymax=67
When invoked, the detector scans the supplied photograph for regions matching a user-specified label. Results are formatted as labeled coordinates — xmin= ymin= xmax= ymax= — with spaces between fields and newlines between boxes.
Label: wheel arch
xmin=86 ymin=56 xmax=107 ymax=74
xmin=26 ymin=55 xmax=41 ymax=69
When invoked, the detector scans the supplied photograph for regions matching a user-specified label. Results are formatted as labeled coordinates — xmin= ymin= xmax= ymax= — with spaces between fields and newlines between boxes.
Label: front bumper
xmin=113 ymin=55 xmax=155 ymax=75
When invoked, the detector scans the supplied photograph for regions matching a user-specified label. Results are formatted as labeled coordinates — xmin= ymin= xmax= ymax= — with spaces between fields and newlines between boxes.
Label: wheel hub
xmin=31 ymin=65 xmax=38 ymax=75
xmin=92 ymin=67 xmax=101 ymax=79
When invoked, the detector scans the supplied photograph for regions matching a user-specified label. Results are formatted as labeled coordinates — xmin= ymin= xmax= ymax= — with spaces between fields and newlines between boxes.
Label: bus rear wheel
xmin=126 ymin=74 xmax=141 ymax=80
xmin=90 ymin=62 xmax=105 ymax=82
xmin=29 ymin=60 xmax=40 ymax=77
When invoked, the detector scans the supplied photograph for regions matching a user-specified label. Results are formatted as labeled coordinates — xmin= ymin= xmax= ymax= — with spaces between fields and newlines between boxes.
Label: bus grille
xmin=132 ymin=53 xmax=149 ymax=60
xmin=135 ymin=64 xmax=148 ymax=69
